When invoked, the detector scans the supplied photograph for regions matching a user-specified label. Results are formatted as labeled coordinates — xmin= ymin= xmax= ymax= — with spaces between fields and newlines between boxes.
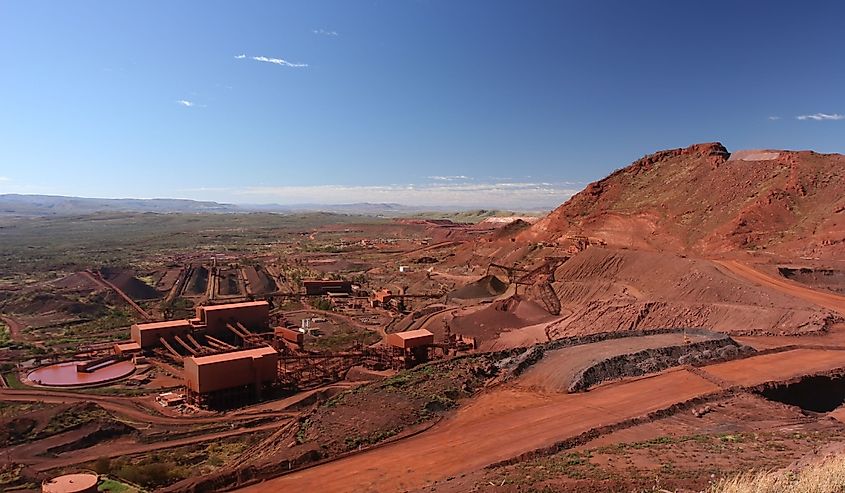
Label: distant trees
xmin=313 ymin=298 xmax=332 ymax=311
xmin=93 ymin=457 xmax=111 ymax=474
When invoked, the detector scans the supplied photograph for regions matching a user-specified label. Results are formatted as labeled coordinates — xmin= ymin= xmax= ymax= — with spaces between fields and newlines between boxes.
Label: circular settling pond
xmin=28 ymin=360 xmax=135 ymax=387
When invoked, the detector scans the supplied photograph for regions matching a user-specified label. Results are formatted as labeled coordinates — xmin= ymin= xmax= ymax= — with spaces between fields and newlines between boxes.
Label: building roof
xmin=134 ymin=320 xmax=192 ymax=330
xmin=303 ymin=279 xmax=351 ymax=285
xmin=200 ymin=301 xmax=269 ymax=312
xmin=187 ymin=346 xmax=278 ymax=366
xmin=392 ymin=328 xmax=434 ymax=340
xmin=114 ymin=342 xmax=142 ymax=351
xmin=386 ymin=328 xmax=435 ymax=349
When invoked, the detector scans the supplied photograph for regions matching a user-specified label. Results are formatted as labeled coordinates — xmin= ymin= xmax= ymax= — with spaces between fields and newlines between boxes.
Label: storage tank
xmin=42 ymin=473 xmax=99 ymax=493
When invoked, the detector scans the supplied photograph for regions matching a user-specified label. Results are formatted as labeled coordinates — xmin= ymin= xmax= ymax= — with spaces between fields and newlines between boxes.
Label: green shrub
xmin=94 ymin=456 xmax=111 ymax=474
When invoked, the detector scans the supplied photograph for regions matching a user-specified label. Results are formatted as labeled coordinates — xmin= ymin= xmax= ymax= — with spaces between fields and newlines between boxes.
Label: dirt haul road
xmin=17 ymin=422 xmax=287 ymax=472
xmin=715 ymin=260 xmax=845 ymax=315
xmin=239 ymin=348 xmax=845 ymax=493
xmin=700 ymin=348 xmax=845 ymax=386
xmin=0 ymin=315 xmax=25 ymax=340
xmin=0 ymin=389 xmax=295 ymax=425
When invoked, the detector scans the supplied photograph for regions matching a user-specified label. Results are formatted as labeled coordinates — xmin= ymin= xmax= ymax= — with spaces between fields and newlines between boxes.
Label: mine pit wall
xmin=756 ymin=374 xmax=845 ymax=412
xmin=496 ymin=327 xmax=735 ymax=381
xmin=568 ymin=336 xmax=747 ymax=392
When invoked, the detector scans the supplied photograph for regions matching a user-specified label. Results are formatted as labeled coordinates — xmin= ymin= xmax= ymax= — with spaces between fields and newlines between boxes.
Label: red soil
xmin=699 ymin=348 xmax=845 ymax=386
xmin=439 ymin=143 xmax=845 ymax=341
xmin=544 ymin=247 xmax=836 ymax=337
xmin=239 ymin=347 xmax=845 ymax=493
xmin=240 ymin=370 xmax=719 ymax=493
xmin=516 ymin=331 xmax=718 ymax=393
xmin=715 ymin=260 xmax=845 ymax=315
xmin=446 ymin=296 xmax=556 ymax=343
xmin=521 ymin=143 xmax=845 ymax=259
xmin=441 ymin=393 xmax=845 ymax=493
xmin=100 ymin=267 xmax=160 ymax=300
xmin=0 ymin=315 xmax=25 ymax=340
xmin=157 ymin=267 xmax=183 ymax=291
xmin=49 ymin=272 xmax=104 ymax=291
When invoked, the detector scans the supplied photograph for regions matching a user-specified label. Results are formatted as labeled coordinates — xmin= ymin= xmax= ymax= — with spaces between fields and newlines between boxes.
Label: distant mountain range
xmin=0 ymin=194 xmax=538 ymax=217
xmin=0 ymin=194 xmax=241 ymax=215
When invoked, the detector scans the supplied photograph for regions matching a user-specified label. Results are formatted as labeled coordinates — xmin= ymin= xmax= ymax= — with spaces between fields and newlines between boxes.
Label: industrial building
xmin=370 ymin=288 xmax=394 ymax=308
xmin=303 ymin=279 xmax=352 ymax=296
xmin=184 ymin=346 xmax=279 ymax=408
xmin=113 ymin=341 xmax=142 ymax=356
xmin=131 ymin=320 xmax=193 ymax=349
xmin=189 ymin=300 xmax=270 ymax=337
xmin=275 ymin=326 xmax=304 ymax=346
xmin=127 ymin=300 xmax=271 ymax=352
xmin=385 ymin=328 xmax=435 ymax=367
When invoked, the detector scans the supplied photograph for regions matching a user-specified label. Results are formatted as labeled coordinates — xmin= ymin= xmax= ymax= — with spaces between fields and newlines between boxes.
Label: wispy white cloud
xmin=313 ymin=29 xmax=338 ymax=36
xmin=428 ymin=175 xmax=470 ymax=181
xmin=221 ymin=181 xmax=578 ymax=209
xmin=0 ymin=176 xmax=10 ymax=183
xmin=175 ymin=186 xmax=233 ymax=193
xmin=768 ymin=116 xmax=781 ymax=121
xmin=176 ymin=100 xmax=195 ymax=107
xmin=236 ymin=54 xmax=308 ymax=68
xmin=796 ymin=113 xmax=844 ymax=121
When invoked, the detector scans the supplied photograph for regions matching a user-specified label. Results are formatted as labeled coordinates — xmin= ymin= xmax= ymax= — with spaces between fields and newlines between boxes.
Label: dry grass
xmin=713 ymin=454 xmax=845 ymax=493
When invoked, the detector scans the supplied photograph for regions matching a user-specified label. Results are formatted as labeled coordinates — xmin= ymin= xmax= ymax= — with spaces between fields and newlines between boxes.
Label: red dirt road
xmin=31 ymin=423 xmax=285 ymax=472
xmin=700 ymin=348 xmax=845 ymax=386
xmin=241 ymin=370 xmax=719 ymax=493
xmin=240 ymin=348 xmax=845 ymax=493
xmin=715 ymin=260 xmax=845 ymax=315
xmin=0 ymin=315 xmax=25 ymax=340
xmin=517 ymin=332 xmax=719 ymax=393
xmin=0 ymin=389 xmax=295 ymax=425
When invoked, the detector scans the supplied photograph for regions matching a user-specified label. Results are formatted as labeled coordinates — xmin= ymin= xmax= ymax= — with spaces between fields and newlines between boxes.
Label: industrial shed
xmin=113 ymin=341 xmax=142 ymax=356
xmin=192 ymin=300 xmax=270 ymax=337
xmin=385 ymin=329 xmax=435 ymax=368
xmin=303 ymin=280 xmax=352 ymax=296
xmin=385 ymin=329 xmax=435 ymax=349
xmin=131 ymin=320 xmax=192 ymax=349
xmin=183 ymin=345 xmax=279 ymax=408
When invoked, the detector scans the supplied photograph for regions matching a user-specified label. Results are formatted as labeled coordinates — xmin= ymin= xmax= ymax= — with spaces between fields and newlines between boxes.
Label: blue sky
xmin=1 ymin=0 xmax=843 ymax=209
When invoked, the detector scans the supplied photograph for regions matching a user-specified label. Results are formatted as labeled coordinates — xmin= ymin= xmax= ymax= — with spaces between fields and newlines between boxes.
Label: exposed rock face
xmin=522 ymin=142 xmax=844 ymax=259
xmin=543 ymin=247 xmax=838 ymax=336
xmin=448 ymin=142 xmax=845 ymax=339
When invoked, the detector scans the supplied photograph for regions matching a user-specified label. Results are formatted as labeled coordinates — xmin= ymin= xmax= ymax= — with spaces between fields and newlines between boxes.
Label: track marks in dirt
xmin=237 ymin=348 xmax=845 ymax=493
xmin=238 ymin=370 xmax=719 ymax=493
xmin=716 ymin=260 xmax=845 ymax=315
